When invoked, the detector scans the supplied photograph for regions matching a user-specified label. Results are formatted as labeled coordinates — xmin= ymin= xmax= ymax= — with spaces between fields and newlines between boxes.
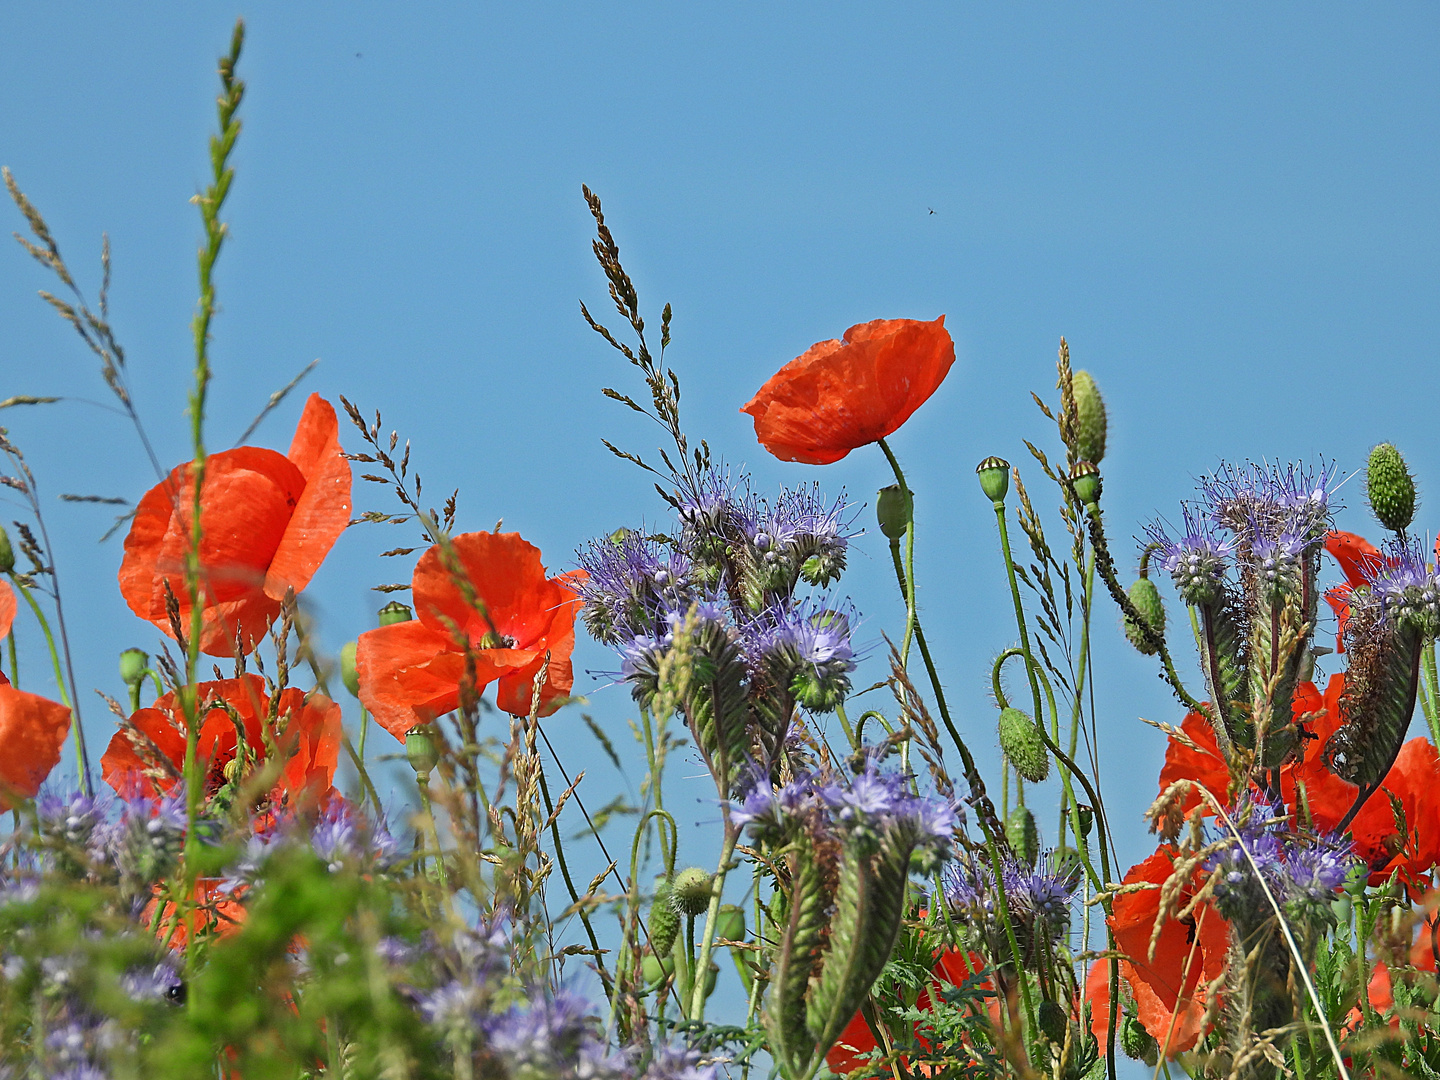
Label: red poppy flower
xmin=0 ymin=580 xmax=15 ymax=641
xmin=826 ymin=948 xmax=997 ymax=1077
xmin=1088 ymin=847 xmax=1229 ymax=1056
xmin=0 ymin=678 xmax=72 ymax=811
xmin=741 ymin=317 xmax=956 ymax=465
xmin=144 ymin=877 xmax=246 ymax=952
xmin=99 ymin=674 xmax=341 ymax=807
xmin=119 ymin=393 xmax=352 ymax=657
xmin=356 ymin=531 xmax=584 ymax=737
xmin=1323 ymin=531 xmax=1387 ymax=654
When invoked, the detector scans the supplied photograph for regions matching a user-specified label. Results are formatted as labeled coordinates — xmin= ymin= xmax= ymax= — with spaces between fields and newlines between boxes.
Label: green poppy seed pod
xmin=648 ymin=880 xmax=681 ymax=955
xmin=0 ymin=525 xmax=12 ymax=574
xmin=876 ymin=484 xmax=912 ymax=541
xmin=998 ymin=707 xmax=1049 ymax=783
xmin=1072 ymin=370 xmax=1107 ymax=465
xmin=1121 ymin=1015 xmax=1159 ymax=1066
xmin=1076 ymin=803 xmax=1094 ymax=839
xmin=1366 ymin=443 xmax=1417 ymax=534
xmin=716 ymin=903 xmax=746 ymax=942
xmin=671 ymin=867 xmax=714 ymax=917
xmin=1037 ymin=999 xmax=1068 ymax=1044
xmin=1123 ymin=578 xmax=1166 ymax=656
xmin=378 ymin=600 xmax=414 ymax=626
xmin=405 ymin=726 xmax=440 ymax=779
xmin=1005 ymin=805 xmax=1039 ymax=867
xmin=339 ymin=641 xmax=360 ymax=698
xmin=119 ymin=648 xmax=149 ymax=687
xmin=976 ymin=457 xmax=1010 ymax=503
xmin=1070 ymin=461 xmax=1101 ymax=507
xmin=641 ymin=952 xmax=674 ymax=987
xmin=703 ymin=962 xmax=719 ymax=999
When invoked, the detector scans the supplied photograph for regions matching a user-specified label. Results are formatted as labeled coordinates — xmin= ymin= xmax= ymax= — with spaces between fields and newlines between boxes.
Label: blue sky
xmin=4 ymin=1 xmax=1440 ymax=1049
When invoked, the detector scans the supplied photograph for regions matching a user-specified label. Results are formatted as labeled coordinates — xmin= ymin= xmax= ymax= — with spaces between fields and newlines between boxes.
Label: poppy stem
xmin=1423 ymin=641 xmax=1440 ymax=747
xmin=5 ymin=631 xmax=15 ymax=686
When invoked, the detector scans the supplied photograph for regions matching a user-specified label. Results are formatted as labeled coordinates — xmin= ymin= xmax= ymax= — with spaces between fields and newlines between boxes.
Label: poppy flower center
xmin=478 ymin=630 xmax=518 ymax=650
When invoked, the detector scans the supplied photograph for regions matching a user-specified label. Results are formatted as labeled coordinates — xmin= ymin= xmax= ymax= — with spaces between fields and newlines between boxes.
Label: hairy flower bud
xmin=1121 ymin=1015 xmax=1158 ymax=1066
xmin=1037 ymin=999 xmax=1068 ymax=1044
xmin=378 ymin=600 xmax=414 ymax=626
xmin=119 ymin=647 xmax=149 ymax=687
xmin=648 ymin=879 xmax=680 ymax=955
xmin=671 ymin=867 xmax=714 ymax=917
xmin=998 ymin=707 xmax=1049 ymax=783
xmin=716 ymin=903 xmax=745 ymax=942
xmin=1006 ymin=805 xmax=1039 ymax=867
xmin=1366 ymin=442 xmax=1417 ymax=534
xmin=1072 ymin=370 xmax=1107 ymax=465
xmin=1123 ymin=578 xmax=1166 ymax=655
xmin=976 ymin=457 xmax=1010 ymax=504
xmin=875 ymin=484 xmax=912 ymax=541
xmin=1070 ymin=460 xmax=1101 ymax=507
xmin=339 ymin=641 xmax=360 ymax=698
xmin=0 ymin=525 xmax=12 ymax=574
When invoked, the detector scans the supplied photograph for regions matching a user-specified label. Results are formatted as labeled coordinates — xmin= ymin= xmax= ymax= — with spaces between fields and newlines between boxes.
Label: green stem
xmin=876 ymin=438 xmax=917 ymax=666
xmin=415 ymin=774 xmax=450 ymax=893
xmin=1059 ymin=546 xmax=1096 ymax=851
xmin=1424 ymin=641 xmax=1440 ymax=746
xmin=989 ymin=503 xmax=1047 ymax=737
xmin=357 ymin=704 xmax=370 ymax=762
xmin=9 ymin=574 xmax=86 ymax=793
xmin=689 ymin=822 xmax=740 ymax=1021
xmin=6 ymin=629 xmax=16 ymax=686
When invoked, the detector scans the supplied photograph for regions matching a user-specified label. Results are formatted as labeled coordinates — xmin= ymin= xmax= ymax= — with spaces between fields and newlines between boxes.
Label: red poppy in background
xmin=826 ymin=948 xmax=997 ymax=1077
xmin=1088 ymin=848 xmax=1229 ymax=1056
xmin=119 ymin=393 xmax=351 ymax=657
xmin=100 ymin=674 xmax=341 ymax=806
xmin=1323 ymin=530 xmax=1385 ymax=653
xmin=0 ymin=675 xmax=72 ymax=811
xmin=356 ymin=531 xmax=584 ymax=737
xmin=741 ymin=317 xmax=956 ymax=465
xmin=0 ymin=580 xmax=15 ymax=641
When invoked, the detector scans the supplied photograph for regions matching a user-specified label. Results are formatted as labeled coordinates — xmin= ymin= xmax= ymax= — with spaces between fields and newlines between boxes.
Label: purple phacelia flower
xmin=1146 ymin=504 xmax=1233 ymax=605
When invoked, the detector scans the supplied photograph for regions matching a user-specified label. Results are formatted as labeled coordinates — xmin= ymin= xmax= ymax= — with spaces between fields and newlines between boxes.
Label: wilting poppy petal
xmin=0 ymin=580 xmax=15 ymax=641
xmin=0 ymin=684 xmax=72 ymax=811
xmin=742 ymin=317 xmax=955 ymax=464
xmin=1325 ymin=531 xmax=1383 ymax=587
xmin=119 ymin=395 xmax=351 ymax=657
xmin=1157 ymin=707 xmax=1230 ymax=816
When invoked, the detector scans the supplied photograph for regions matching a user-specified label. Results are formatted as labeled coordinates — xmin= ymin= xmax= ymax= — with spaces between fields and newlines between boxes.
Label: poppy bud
xmin=1070 ymin=461 xmax=1101 ymax=507
xmin=976 ymin=457 xmax=1010 ymax=504
xmin=641 ymin=951 xmax=674 ymax=987
xmin=998 ymin=706 xmax=1049 ymax=783
xmin=648 ymin=879 xmax=680 ymax=955
xmin=405 ymin=726 xmax=440 ymax=779
xmin=875 ymin=484 xmax=912 ymax=541
xmin=119 ymin=648 xmax=149 ymax=687
xmin=378 ymin=600 xmax=414 ymax=626
xmin=671 ymin=866 xmax=714 ymax=917
xmin=339 ymin=641 xmax=360 ymax=698
xmin=1076 ymin=803 xmax=1094 ymax=839
xmin=1366 ymin=442 xmax=1417 ymax=534
xmin=716 ymin=903 xmax=745 ymax=942
xmin=1037 ymin=999 xmax=1068 ymax=1044
xmin=1072 ymin=370 xmax=1107 ymax=465
xmin=1121 ymin=1015 xmax=1158 ymax=1066
xmin=1123 ymin=578 xmax=1166 ymax=656
xmin=1005 ymin=805 xmax=1038 ymax=867
xmin=0 ymin=525 xmax=11 ymax=573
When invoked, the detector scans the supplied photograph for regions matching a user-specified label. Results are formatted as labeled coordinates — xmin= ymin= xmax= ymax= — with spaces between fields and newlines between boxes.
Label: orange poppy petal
xmin=412 ymin=531 xmax=551 ymax=639
xmin=1157 ymin=708 xmax=1228 ymax=815
xmin=273 ymin=687 xmax=343 ymax=802
xmin=1325 ymin=530 xmax=1382 ymax=587
xmin=742 ymin=317 xmax=955 ymax=464
xmin=0 ymin=685 xmax=72 ymax=811
xmin=0 ymin=580 xmax=15 ymax=641
xmin=356 ymin=621 xmax=468 ymax=739
xmin=495 ymin=649 xmax=575 ymax=717
xmin=265 ymin=394 xmax=352 ymax=601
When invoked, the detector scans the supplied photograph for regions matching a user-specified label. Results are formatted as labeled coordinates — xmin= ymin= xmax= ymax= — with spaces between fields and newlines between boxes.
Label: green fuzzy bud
xmin=671 ymin=867 xmax=714 ymax=917
xmin=703 ymin=962 xmax=719 ymax=999
xmin=339 ymin=641 xmax=360 ymax=698
xmin=876 ymin=484 xmax=912 ymax=541
xmin=0 ymin=525 xmax=12 ymax=574
xmin=648 ymin=880 xmax=681 ymax=955
xmin=1006 ymin=805 xmax=1039 ymax=867
xmin=378 ymin=600 xmax=414 ymax=626
xmin=998 ymin=707 xmax=1049 ymax=783
xmin=1070 ymin=460 xmax=1101 ymax=507
xmin=1037 ymin=999 xmax=1068 ymax=1044
xmin=976 ymin=457 xmax=1010 ymax=503
xmin=716 ymin=903 xmax=746 ymax=942
xmin=1121 ymin=1015 xmax=1158 ymax=1066
xmin=1072 ymin=370 xmax=1107 ymax=465
xmin=119 ymin=648 xmax=149 ymax=687
xmin=405 ymin=726 xmax=440 ymax=778
xmin=1123 ymin=578 xmax=1166 ymax=656
xmin=1366 ymin=443 xmax=1417 ymax=534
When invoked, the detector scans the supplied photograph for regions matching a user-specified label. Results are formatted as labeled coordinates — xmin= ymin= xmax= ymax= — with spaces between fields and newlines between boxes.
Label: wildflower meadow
xmin=5 ymin=13 xmax=1440 ymax=1080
